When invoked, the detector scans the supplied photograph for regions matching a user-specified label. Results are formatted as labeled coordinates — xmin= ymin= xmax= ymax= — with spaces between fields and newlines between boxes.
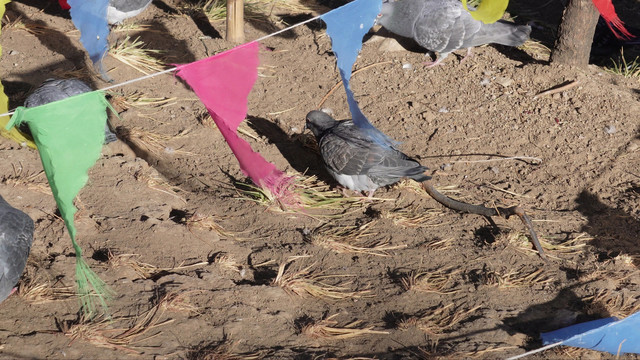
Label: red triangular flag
xmin=592 ymin=0 xmax=633 ymax=39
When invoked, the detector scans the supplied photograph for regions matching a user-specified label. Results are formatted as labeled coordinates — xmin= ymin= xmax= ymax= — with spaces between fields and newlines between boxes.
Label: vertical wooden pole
xmin=551 ymin=0 xmax=600 ymax=66
xmin=226 ymin=0 xmax=244 ymax=43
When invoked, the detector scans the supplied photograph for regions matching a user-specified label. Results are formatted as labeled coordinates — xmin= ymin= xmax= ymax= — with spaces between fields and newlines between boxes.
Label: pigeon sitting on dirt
xmin=377 ymin=0 xmax=531 ymax=66
xmin=0 ymin=195 xmax=34 ymax=303
xmin=25 ymin=79 xmax=117 ymax=144
xmin=57 ymin=0 xmax=153 ymax=25
xmin=305 ymin=110 xmax=430 ymax=196
xmin=107 ymin=0 xmax=153 ymax=25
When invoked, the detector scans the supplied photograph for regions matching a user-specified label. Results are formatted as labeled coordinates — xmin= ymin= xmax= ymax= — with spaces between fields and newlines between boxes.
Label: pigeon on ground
xmin=0 ymin=195 xmax=34 ymax=303
xmin=377 ymin=0 xmax=531 ymax=66
xmin=24 ymin=79 xmax=117 ymax=144
xmin=305 ymin=110 xmax=430 ymax=196
xmin=57 ymin=0 xmax=153 ymax=25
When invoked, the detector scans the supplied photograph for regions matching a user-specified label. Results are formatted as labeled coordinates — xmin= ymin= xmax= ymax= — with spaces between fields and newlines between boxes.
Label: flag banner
xmin=5 ymin=91 xmax=114 ymax=315
xmin=541 ymin=312 xmax=640 ymax=354
xmin=176 ymin=42 xmax=291 ymax=197
xmin=462 ymin=0 xmax=509 ymax=24
xmin=321 ymin=0 xmax=395 ymax=147
xmin=592 ymin=0 xmax=633 ymax=39
xmin=68 ymin=0 xmax=111 ymax=80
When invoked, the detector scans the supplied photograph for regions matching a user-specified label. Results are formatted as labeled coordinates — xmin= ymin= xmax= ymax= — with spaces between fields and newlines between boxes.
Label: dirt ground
xmin=1 ymin=0 xmax=639 ymax=359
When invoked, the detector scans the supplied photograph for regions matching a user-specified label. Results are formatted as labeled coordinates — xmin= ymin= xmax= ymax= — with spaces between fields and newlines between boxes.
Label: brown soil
xmin=1 ymin=1 xmax=639 ymax=359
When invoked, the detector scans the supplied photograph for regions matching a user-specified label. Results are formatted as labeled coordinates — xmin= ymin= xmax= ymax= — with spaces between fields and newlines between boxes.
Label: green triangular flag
xmin=6 ymin=91 xmax=115 ymax=316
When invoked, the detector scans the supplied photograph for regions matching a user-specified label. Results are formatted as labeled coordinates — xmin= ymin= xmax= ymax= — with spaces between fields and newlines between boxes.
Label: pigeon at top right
xmin=377 ymin=0 xmax=531 ymax=66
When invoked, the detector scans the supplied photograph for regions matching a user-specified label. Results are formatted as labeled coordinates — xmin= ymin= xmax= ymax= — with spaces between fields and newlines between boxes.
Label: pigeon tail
xmin=467 ymin=21 xmax=531 ymax=48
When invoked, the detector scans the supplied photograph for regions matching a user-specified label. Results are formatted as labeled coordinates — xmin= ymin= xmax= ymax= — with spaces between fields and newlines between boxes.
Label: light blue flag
xmin=321 ymin=0 xmax=395 ymax=147
xmin=68 ymin=0 xmax=111 ymax=81
xmin=541 ymin=312 xmax=640 ymax=354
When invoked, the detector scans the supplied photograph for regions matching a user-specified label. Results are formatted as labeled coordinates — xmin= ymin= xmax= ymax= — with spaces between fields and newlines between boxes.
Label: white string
xmin=505 ymin=341 xmax=564 ymax=360
xmin=0 ymin=11 xmax=326 ymax=118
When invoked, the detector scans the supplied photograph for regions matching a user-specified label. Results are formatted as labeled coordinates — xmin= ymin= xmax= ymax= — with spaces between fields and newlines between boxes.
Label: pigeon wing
xmin=320 ymin=123 xmax=386 ymax=176
xmin=0 ymin=207 xmax=34 ymax=301
xmin=413 ymin=0 xmax=465 ymax=52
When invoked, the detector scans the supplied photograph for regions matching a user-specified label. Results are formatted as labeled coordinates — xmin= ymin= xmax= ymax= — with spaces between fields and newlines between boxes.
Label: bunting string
xmin=0 ymin=12 xmax=325 ymax=118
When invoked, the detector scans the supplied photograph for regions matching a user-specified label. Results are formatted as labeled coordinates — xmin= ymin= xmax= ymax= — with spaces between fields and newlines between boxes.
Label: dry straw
xmin=273 ymin=259 xmax=373 ymax=300
xmin=302 ymin=314 xmax=389 ymax=340
xmin=60 ymin=303 xmax=174 ymax=354
xmin=311 ymin=221 xmax=406 ymax=256
xmin=109 ymin=35 xmax=166 ymax=75
xmin=399 ymin=304 xmax=480 ymax=336
xmin=108 ymin=252 xmax=208 ymax=280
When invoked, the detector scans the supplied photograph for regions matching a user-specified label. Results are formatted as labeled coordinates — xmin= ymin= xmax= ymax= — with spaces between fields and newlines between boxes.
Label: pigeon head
xmin=305 ymin=110 xmax=338 ymax=139
xmin=377 ymin=0 xmax=407 ymax=34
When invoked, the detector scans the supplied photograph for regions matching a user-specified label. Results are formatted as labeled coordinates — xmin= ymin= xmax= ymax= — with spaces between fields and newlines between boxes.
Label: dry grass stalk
xmin=199 ymin=0 xmax=320 ymax=22
xmin=186 ymin=212 xmax=237 ymax=240
xmin=112 ymin=23 xmax=153 ymax=33
xmin=424 ymin=237 xmax=456 ymax=251
xmin=3 ymin=165 xmax=51 ymax=195
xmin=51 ymin=67 xmax=94 ymax=82
xmin=311 ymin=221 xmax=406 ymax=257
xmin=484 ymin=267 xmax=553 ymax=289
xmin=158 ymin=291 xmax=201 ymax=315
xmin=302 ymin=314 xmax=389 ymax=340
xmin=187 ymin=338 xmax=264 ymax=360
xmin=584 ymin=289 xmax=640 ymax=318
xmin=457 ymin=346 xmax=519 ymax=359
xmin=18 ymin=266 xmax=76 ymax=304
xmin=400 ymin=304 xmax=481 ymax=336
xmin=384 ymin=206 xmax=448 ymax=228
xmin=212 ymin=253 xmax=244 ymax=274
xmin=401 ymin=268 xmax=460 ymax=294
xmin=61 ymin=304 xmax=173 ymax=354
xmin=236 ymin=174 xmax=379 ymax=216
xmin=395 ymin=179 xmax=461 ymax=196
xmin=108 ymin=253 xmax=208 ymax=280
xmin=2 ymin=16 xmax=50 ymax=35
xmin=119 ymin=126 xmax=193 ymax=157
xmin=109 ymin=35 xmax=166 ymax=74
xmin=548 ymin=345 xmax=602 ymax=359
xmin=520 ymin=39 xmax=551 ymax=59
xmin=109 ymin=90 xmax=177 ymax=111
xmin=273 ymin=261 xmax=373 ymax=300
xmin=509 ymin=232 xmax=590 ymax=257
xmin=133 ymin=168 xmax=187 ymax=204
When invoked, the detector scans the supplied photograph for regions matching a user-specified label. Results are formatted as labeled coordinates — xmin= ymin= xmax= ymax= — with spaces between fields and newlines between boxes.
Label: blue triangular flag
xmin=541 ymin=312 xmax=640 ymax=354
xmin=68 ymin=0 xmax=111 ymax=81
xmin=321 ymin=0 xmax=394 ymax=147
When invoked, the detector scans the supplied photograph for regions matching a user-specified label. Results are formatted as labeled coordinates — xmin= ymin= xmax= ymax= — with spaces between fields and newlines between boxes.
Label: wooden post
xmin=550 ymin=0 xmax=600 ymax=66
xmin=226 ymin=0 xmax=244 ymax=43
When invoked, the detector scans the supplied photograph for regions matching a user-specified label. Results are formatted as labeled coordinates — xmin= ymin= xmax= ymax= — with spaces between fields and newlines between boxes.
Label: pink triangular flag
xmin=176 ymin=42 xmax=291 ymax=196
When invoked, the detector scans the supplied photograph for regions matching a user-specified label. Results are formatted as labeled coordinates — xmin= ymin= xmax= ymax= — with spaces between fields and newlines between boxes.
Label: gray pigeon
xmin=25 ymin=79 xmax=117 ymax=144
xmin=377 ymin=0 xmax=531 ymax=66
xmin=108 ymin=0 xmax=153 ymax=25
xmin=0 ymin=195 xmax=34 ymax=303
xmin=305 ymin=110 xmax=430 ymax=196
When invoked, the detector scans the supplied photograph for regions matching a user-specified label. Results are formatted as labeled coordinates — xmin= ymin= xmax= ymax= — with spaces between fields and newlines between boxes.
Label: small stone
xmin=495 ymin=76 xmax=513 ymax=87
xmin=604 ymin=125 xmax=617 ymax=134
xmin=290 ymin=126 xmax=300 ymax=134
xmin=438 ymin=107 xmax=449 ymax=113
xmin=490 ymin=167 xmax=499 ymax=174
xmin=377 ymin=38 xmax=406 ymax=52
xmin=480 ymin=78 xmax=490 ymax=86
xmin=8 ymin=50 xmax=18 ymax=55
xmin=440 ymin=163 xmax=452 ymax=171
xmin=402 ymin=63 xmax=413 ymax=70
